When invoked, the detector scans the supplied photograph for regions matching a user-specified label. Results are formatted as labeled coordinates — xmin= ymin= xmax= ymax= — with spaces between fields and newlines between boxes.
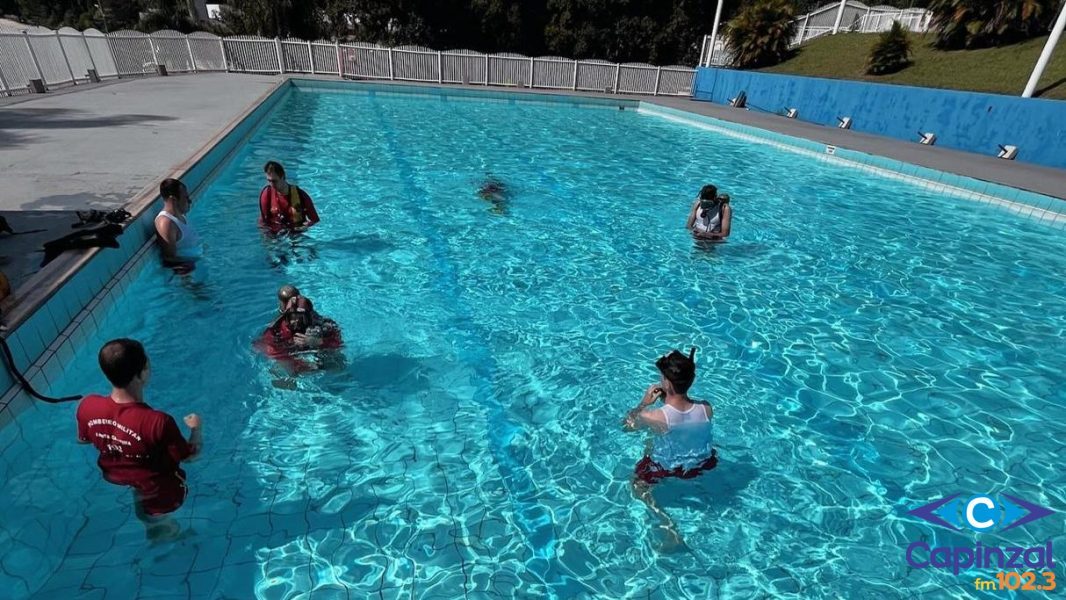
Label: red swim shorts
xmin=134 ymin=473 xmax=189 ymax=517
xmin=635 ymin=451 xmax=718 ymax=485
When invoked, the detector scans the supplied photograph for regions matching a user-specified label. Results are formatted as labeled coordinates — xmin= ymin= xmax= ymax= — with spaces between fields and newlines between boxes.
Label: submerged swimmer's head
xmin=278 ymin=285 xmax=299 ymax=307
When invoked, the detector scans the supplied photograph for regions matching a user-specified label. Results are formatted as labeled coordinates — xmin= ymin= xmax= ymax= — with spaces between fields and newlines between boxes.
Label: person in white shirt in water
xmin=686 ymin=184 xmax=732 ymax=241
xmin=623 ymin=347 xmax=717 ymax=547
xmin=154 ymin=178 xmax=203 ymax=273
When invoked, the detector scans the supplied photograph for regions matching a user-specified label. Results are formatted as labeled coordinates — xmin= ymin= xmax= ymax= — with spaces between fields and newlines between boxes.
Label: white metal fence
xmin=791 ymin=2 xmax=932 ymax=46
xmin=699 ymin=2 xmax=933 ymax=67
xmin=0 ymin=26 xmax=696 ymax=97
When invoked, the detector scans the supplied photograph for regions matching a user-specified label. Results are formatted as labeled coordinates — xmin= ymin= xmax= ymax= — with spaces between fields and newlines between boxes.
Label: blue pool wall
xmin=0 ymin=80 xmax=292 ymax=427
xmin=693 ymin=67 xmax=1066 ymax=170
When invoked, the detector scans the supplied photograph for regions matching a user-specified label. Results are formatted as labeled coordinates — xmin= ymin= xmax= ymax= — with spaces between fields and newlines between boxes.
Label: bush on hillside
xmin=726 ymin=0 xmax=797 ymax=69
xmin=865 ymin=21 xmax=912 ymax=75
xmin=928 ymin=0 xmax=1056 ymax=49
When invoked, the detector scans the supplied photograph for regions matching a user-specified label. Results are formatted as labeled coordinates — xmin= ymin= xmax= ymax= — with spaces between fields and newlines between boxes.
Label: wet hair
xmin=159 ymin=178 xmax=185 ymax=201
xmin=717 ymin=193 xmax=731 ymax=204
xmin=264 ymin=161 xmax=286 ymax=178
xmin=98 ymin=338 xmax=148 ymax=388
xmin=699 ymin=185 xmax=718 ymax=201
xmin=656 ymin=348 xmax=697 ymax=394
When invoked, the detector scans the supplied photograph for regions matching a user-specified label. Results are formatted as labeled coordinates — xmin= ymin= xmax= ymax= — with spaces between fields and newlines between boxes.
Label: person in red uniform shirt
xmin=256 ymin=286 xmax=343 ymax=374
xmin=76 ymin=339 xmax=203 ymax=540
xmin=259 ymin=161 xmax=320 ymax=234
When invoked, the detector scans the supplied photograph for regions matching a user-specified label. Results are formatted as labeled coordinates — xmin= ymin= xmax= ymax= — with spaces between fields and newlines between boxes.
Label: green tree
xmin=725 ymin=0 xmax=796 ymax=69
xmin=928 ymin=0 xmax=1055 ymax=49
xmin=221 ymin=0 xmax=323 ymax=38
xmin=865 ymin=20 xmax=911 ymax=74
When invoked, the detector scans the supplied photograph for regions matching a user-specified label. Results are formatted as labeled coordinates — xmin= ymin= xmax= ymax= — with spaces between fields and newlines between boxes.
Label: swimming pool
xmin=1 ymin=82 xmax=1064 ymax=599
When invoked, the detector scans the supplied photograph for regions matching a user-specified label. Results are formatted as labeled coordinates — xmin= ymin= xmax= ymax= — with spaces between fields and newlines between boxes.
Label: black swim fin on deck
xmin=40 ymin=223 xmax=123 ymax=267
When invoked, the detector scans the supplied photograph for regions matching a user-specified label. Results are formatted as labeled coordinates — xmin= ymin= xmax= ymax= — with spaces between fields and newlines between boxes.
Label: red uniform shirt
xmin=259 ymin=184 xmax=320 ymax=231
xmin=76 ymin=394 xmax=194 ymax=514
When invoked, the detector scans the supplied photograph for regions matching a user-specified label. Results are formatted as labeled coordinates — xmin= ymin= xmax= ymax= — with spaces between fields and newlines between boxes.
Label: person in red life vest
xmin=622 ymin=347 xmax=716 ymax=548
xmin=259 ymin=161 xmax=320 ymax=234
xmin=256 ymin=285 xmax=343 ymax=374
xmin=76 ymin=339 xmax=203 ymax=540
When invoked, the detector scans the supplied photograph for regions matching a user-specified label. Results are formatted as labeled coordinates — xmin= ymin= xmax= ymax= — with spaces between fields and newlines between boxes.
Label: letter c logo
xmin=966 ymin=496 xmax=997 ymax=531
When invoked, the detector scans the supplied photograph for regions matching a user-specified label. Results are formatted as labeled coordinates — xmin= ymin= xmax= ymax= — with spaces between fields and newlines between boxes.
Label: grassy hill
xmin=759 ymin=33 xmax=1066 ymax=100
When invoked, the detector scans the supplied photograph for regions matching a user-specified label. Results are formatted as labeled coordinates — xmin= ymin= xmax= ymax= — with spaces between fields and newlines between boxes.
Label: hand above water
xmin=184 ymin=413 xmax=202 ymax=429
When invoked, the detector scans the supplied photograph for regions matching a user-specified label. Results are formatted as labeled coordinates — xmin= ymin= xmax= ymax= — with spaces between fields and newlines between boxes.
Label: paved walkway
xmin=0 ymin=73 xmax=276 ymax=288
xmin=645 ymin=95 xmax=1066 ymax=201
xmin=0 ymin=72 xmax=278 ymax=212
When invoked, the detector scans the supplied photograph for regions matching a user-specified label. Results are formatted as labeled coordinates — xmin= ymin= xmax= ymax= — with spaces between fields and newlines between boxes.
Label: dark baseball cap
xmin=656 ymin=347 xmax=696 ymax=386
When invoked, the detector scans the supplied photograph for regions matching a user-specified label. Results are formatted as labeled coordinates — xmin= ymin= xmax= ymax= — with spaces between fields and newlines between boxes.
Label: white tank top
xmin=693 ymin=203 xmax=722 ymax=234
xmin=650 ymin=403 xmax=714 ymax=469
xmin=156 ymin=210 xmax=203 ymax=259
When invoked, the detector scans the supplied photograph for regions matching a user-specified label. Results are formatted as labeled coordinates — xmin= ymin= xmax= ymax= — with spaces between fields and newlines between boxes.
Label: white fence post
xmin=220 ymin=38 xmax=229 ymax=71
xmin=55 ymin=30 xmax=77 ymax=84
xmin=571 ymin=59 xmax=578 ymax=90
xmin=653 ymin=66 xmax=662 ymax=95
xmin=81 ymin=31 xmax=99 ymax=75
xmin=832 ymin=0 xmax=847 ymax=34
xmin=307 ymin=40 xmax=314 ymax=74
xmin=528 ymin=56 xmax=534 ymax=87
xmin=387 ymin=47 xmax=394 ymax=80
xmin=22 ymin=32 xmax=45 ymax=84
xmin=149 ymin=36 xmax=159 ymax=66
xmin=0 ymin=60 xmax=11 ymax=96
xmin=275 ymin=37 xmax=284 ymax=74
xmin=800 ymin=14 xmax=810 ymax=44
xmin=335 ymin=41 xmax=342 ymax=77
xmin=613 ymin=63 xmax=620 ymax=93
xmin=185 ymin=35 xmax=197 ymax=72
xmin=484 ymin=54 xmax=489 ymax=85
xmin=437 ymin=51 xmax=443 ymax=83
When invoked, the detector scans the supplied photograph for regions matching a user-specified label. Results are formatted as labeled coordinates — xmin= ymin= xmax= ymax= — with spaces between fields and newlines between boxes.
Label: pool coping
xmin=1 ymin=76 xmax=1063 ymax=430
xmin=0 ymin=76 xmax=291 ymax=428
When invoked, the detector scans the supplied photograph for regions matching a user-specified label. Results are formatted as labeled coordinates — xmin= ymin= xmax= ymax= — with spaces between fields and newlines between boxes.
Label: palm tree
xmin=928 ymin=0 xmax=1055 ymax=49
xmin=725 ymin=0 xmax=797 ymax=69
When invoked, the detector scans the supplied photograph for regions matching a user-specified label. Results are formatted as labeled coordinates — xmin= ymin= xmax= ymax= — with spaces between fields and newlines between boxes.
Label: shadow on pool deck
xmin=0 ymin=211 xmax=82 ymax=290
xmin=0 ymin=107 xmax=178 ymax=148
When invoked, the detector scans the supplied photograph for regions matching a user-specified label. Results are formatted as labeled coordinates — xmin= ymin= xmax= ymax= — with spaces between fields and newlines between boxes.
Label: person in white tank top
xmin=154 ymin=178 xmax=203 ymax=270
xmin=623 ymin=347 xmax=717 ymax=548
xmin=685 ymin=184 xmax=732 ymax=241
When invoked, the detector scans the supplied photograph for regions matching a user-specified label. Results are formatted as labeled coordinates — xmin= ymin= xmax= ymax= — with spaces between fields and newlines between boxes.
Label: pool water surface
xmin=0 ymin=86 xmax=1063 ymax=599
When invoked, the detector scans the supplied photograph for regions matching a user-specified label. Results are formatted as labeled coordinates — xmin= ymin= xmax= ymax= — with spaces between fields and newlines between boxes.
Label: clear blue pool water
xmin=1 ymin=86 xmax=1064 ymax=599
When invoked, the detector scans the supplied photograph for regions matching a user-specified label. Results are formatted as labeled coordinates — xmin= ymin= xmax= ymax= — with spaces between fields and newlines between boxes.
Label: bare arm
xmin=685 ymin=200 xmax=699 ymax=230
xmin=155 ymin=217 xmax=179 ymax=263
xmin=718 ymin=204 xmax=732 ymax=238
xmin=182 ymin=414 xmax=203 ymax=462
xmin=623 ymin=384 xmax=664 ymax=431
xmin=185 ymin=427 xmax=203 ymax=462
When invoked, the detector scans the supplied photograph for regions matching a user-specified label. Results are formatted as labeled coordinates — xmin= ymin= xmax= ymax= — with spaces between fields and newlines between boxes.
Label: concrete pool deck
xmin=1 ymin=72 xmax=1063 ymax=293
xmin=0 ymin=73 xmax=278 ymax=289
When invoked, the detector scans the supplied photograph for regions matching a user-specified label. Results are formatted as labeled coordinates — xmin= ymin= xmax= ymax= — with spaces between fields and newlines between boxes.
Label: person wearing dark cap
xmin=623 ymin=347 xmax=716 ymax=545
